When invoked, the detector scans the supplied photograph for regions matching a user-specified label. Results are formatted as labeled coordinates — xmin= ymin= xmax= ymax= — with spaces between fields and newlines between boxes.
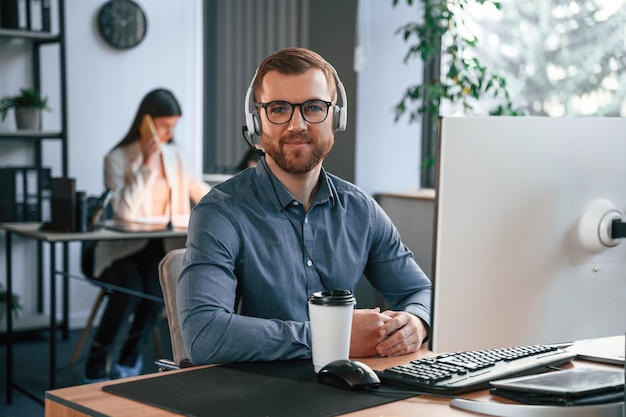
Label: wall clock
xmin=97 ymin=0 xmax=147 ymax=50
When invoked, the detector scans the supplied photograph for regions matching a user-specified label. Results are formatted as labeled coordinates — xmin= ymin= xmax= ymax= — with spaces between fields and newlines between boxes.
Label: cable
xmin=611 ymin=218 xmax=626 ymax=239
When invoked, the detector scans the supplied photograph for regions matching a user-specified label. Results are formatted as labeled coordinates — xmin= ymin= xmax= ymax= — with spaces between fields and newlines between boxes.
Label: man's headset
xmin=242 ymin=64 xmax=348 ymax=143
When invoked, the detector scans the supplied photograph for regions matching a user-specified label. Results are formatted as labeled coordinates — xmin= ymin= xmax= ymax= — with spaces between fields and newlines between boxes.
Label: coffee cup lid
xmin=308 ymin=289 xmax=356 ymax=306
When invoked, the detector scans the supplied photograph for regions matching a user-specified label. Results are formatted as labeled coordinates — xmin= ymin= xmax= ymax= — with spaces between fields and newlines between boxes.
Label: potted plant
xmin=0 ymin=283 xmax=23 ymax=320
xmin=0 ymin=88 xmax=49 ymax=130
xmin=393 ymin=0 xmax=525 ymax=187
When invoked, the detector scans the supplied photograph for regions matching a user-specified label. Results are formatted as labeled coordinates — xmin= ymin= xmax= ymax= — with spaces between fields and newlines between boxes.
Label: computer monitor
xmin=431 ymin=116 xmax=626 ymax=353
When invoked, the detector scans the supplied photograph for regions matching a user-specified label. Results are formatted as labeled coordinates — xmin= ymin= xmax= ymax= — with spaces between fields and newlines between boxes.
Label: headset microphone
xmin=241 ymin=125 xmax=265 ymax=156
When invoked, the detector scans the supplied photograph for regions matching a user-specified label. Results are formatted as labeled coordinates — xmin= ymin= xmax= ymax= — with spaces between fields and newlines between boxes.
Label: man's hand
xmin=349 ymin=308 xmax=391 ymax=357
xmin=376 ymin=311 xmax=429 ymax=357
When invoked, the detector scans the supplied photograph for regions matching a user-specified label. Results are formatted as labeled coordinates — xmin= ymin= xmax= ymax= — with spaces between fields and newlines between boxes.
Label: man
xmin=178 ymin=47 xmax=431 ymax=365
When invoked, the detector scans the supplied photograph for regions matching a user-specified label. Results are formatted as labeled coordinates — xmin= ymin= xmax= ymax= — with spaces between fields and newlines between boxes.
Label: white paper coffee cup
xmin=308 ymin=289 xmax=356 ymax=373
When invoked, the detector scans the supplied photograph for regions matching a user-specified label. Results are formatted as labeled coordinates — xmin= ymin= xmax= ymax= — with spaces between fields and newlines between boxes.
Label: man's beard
xmin=264 ymin=132 xmax=333 ymax=175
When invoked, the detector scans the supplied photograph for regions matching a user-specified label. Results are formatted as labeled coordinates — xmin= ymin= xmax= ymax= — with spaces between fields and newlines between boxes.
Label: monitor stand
xmin=450 ymin=398 xmax=624 ymax=417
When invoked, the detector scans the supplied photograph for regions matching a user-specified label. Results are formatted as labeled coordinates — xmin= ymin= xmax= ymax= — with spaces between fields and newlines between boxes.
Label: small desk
xmin=44 ymin=348 xmax=621 ymax=417
xmin=1 ymin=222 xmax=187 ymax=404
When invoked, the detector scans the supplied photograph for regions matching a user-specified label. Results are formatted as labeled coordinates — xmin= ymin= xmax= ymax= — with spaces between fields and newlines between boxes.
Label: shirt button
xmin=305 ymin=217 xmax=308 ymax=223
xmin=306 ymin=260 xmax=313 ymax=267
xmin=292 ymin=201 xmax=299 ymax=206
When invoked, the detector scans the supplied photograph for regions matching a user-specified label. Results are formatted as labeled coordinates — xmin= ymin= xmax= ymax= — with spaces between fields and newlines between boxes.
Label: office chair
xmin=70 ymin=240 xmax=163 ymax=366
xmin=157 ymin=248 xmax=194 ymax=370
xmin=70 ymin=240 xmax=106 ymax=365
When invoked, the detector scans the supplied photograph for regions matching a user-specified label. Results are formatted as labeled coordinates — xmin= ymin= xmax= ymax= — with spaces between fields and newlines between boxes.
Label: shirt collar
xmin=254 ymin=157 xmax=336 ymax=211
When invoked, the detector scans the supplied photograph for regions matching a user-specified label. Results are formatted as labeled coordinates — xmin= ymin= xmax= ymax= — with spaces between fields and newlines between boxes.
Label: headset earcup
xmin=245 ymin=112 xmax=255 ymax=138
xmin=244 ymin=69 xmax=259 ymax=137
xmin=244 ymin=110 xmax=262 ymax=138
xmin=252 ymin=112 xmax=261 ymax=136
xmin=333 ymin=105 xmax=341 ymax=131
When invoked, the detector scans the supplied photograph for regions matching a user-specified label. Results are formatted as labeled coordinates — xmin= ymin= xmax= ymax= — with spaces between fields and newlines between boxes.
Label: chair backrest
xmin=158 ymin=248 xmax=190 ymax=367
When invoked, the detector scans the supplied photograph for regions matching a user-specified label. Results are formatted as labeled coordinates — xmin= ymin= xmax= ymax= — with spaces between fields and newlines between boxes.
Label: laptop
xmin=572 ymin=335 xmax=625 ymax=366
xmin=105 ymin=221 xmax=174 ymax=233
xmin=104 ymin=215 xmax=189 ymax=233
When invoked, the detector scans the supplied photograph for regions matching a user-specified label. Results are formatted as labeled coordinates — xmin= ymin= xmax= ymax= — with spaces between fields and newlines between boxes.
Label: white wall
xmin=355 ymin=0 xmax=423 ymax=195
xmin=0 ymin=0 xmax=204 ymax=328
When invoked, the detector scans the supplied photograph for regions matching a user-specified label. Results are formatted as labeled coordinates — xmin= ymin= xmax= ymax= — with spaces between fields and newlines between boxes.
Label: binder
xmin=0 ymin=166 xmax=52 ymax=222
xmin=24 ymin=166 xmax=51 ymax=221
xmin=39 ymin=167 xmax=51 ymax=222
xmin=49 ymin=177 xmax=76 ymax=232
xmin=41 ymin=0 xmax=49 ymax=31
xmin=27 ymin=0 xmax=42 ymax=31
xmin=0 ymin=0 xmax=27 ymax=30
xmin=24 ymin=167 xmax=38 ymax=221
xmin=0 ymin=167 xmax=25 ymax=221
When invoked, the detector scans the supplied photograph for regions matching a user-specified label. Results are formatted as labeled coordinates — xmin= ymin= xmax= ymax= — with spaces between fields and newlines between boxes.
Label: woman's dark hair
xmin=115 ymin=88 xmax=182 ymax=148
xmin=236 ymin=148 xmax=261 ymax=171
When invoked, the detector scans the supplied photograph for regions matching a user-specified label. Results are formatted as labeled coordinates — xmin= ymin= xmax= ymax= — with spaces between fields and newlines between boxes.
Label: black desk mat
xmin=102 ymin=359 xmax=416 ymax=417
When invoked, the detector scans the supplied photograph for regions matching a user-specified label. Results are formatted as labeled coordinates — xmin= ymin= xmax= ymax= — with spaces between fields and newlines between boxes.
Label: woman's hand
xmin=139 ymin=129 xmax=161 ymax=168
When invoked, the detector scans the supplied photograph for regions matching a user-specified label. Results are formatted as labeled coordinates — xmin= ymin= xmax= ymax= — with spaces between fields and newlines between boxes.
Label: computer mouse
xmin=317 ymin=359 xmax=381 ymax=391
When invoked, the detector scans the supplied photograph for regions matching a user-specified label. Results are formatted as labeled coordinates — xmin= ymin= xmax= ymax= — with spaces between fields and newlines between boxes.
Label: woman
xmin=84 ymin=88 xmax=210 ymax=382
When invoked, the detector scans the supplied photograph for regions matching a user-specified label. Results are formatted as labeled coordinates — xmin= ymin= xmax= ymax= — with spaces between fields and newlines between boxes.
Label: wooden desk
xmin=1 ymin=222 xmax=186 ymax=404
xmin=44 ymin=347 xmax=621 ymax=417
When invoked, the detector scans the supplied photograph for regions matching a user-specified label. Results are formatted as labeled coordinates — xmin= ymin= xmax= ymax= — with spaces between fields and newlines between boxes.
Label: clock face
xmin=98 ymin=0 xmax=147 ymax=50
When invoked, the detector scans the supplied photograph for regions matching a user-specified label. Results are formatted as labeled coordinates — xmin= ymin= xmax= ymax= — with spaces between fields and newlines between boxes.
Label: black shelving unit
xmin=0 ymin=0 xmax=68 ymax=405
xmin=0 ymin=0 xmax=68 ymax=177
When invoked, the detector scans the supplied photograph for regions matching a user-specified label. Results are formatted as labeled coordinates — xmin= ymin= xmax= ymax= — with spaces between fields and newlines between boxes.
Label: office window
xmin=412 ymin=0 xmax=626 ymax=188
xmin=444 ymin=0 xmax=626 ymax=117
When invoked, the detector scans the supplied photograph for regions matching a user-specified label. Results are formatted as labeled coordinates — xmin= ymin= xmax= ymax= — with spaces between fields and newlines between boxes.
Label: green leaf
xmin=393 ymin=0 xmax=523 ymax=124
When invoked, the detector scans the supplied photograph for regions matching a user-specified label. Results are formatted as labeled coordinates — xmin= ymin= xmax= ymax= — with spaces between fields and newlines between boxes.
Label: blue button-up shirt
xmin=178 ymin=158 xmax=432 ymax=365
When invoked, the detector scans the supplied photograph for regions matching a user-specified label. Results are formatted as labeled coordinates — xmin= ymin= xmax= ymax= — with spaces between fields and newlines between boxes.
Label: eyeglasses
xmin=255 ymin=100 xmax=333 ymax=125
